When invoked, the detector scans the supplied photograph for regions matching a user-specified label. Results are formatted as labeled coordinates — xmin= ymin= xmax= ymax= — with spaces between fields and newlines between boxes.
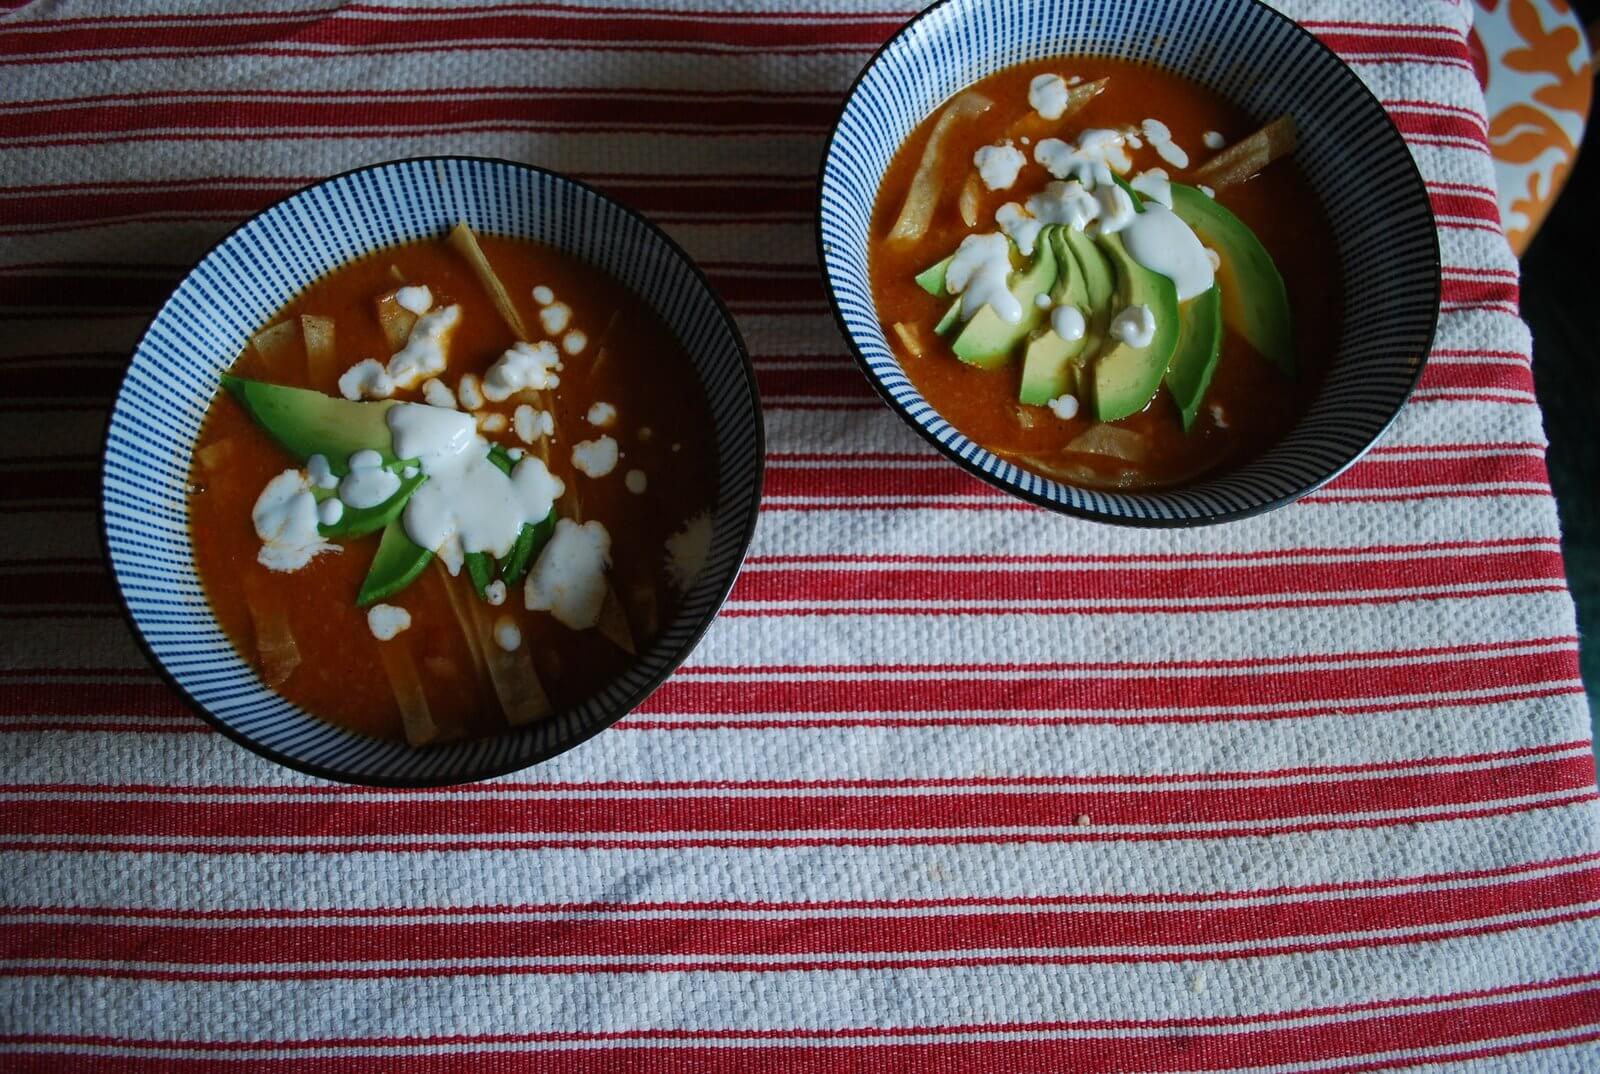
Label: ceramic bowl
xmin=102 ymin=157 xmax=763 ymax=785
xmin=818 ymin=0 xmax=1440 ymax=525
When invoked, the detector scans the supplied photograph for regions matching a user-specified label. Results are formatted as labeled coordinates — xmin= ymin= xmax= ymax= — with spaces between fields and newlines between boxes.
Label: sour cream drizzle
xmin=386 ymin=403 xmax=564 ymax=568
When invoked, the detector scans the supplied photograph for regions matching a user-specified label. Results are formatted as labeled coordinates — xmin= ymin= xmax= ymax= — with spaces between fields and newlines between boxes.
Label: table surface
xmin=2 ymin=1 xmax=1599 ymax=1071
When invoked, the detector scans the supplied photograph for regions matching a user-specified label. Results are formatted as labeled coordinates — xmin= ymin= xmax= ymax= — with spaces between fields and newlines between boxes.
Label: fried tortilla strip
xmin=1192 ymin=115 xmax=1298 ymax=189
xmin=377 ymin=636 xmax=441 ymax=746
xmin=251 ymin=320 xmax=299 ymax=371
xmin=240 ymin=573 xmax=300 ymax=688
xmin=447 ymin=221 xmax=532 ymax=340
xmin=374 ymin=291 xmax=417 ymax=352
xmin=888 ymin=90 xmax=993 ymax=243
xmin=300 ymin=314 xmax=338 ymax=387
xmin=447 ymin=220 xmax=636 ymax=656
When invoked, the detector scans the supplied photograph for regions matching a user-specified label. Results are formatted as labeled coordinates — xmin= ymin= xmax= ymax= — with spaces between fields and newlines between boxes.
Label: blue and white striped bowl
xmin=103 ymin=157 xmax=763 ymax=786
xmin=818 ymin=0 xmax=1440 ymax=525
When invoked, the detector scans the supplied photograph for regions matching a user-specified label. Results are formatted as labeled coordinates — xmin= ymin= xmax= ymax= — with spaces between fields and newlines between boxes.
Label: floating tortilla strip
xmin=448 ymin=221 xmax=637 ymax=657
xmin=375 ymin=291 xmax=417 ymax=353
xmin=888 ymin=89 xmax=993 ymax=243
xmin=241 ymin=573 xmax=300 ymax=688
xmin=892 ymin=322 xmax=926 ymax=359
xmin=195 ymin=437 xmax=235 ymax=472
xmin=251 ymin=320 xmax=299 ymax=371
xmin=377 ymin=636 xmax=441 ymax=747
xmin=467 ymin=588 xmax=552 ymax=725
xmin=1066 ymin=423 xmax=1148 ymax=463
xmin=434 ymin=560 xmax=490 ymax=686
xmin=447 ymin=221 xmax=532 ymax=341
xmin=1004 ymin=77 xmax=1108 ymax=140
xmin=958 ymin=172 xmax=982 ymax=228
xmin=1192 ymin=115 xmax=1298 ymax=189
xmin=300 ymin=314 xmax=338 ymax=388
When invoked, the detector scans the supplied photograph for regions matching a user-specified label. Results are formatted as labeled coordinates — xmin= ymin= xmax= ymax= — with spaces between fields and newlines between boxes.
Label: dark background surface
xmin=1520 ymin=2 xmax=1598 ymax=739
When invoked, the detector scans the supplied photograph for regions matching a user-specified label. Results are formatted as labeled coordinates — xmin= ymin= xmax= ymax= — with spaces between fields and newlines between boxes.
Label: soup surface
xmin=869 ymin=57 xmax=1341 ymax=489
xmin=189 ymin=232 xmax=717 ymax=744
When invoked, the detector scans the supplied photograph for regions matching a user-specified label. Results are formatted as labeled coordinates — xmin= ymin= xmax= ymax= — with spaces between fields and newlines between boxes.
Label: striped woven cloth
xmin=3 ymin=1 xmax=1599 ymax=1070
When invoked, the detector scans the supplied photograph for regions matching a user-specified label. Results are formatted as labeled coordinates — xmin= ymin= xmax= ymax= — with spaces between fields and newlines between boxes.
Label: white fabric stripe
xmin=0 ymin=695 xmax=1589 ymax=795
xmin=11 ymin=854 xmax=1597 ymax=925
xmin=6 ymin=746 xmax=1588 ymax=803
xmin=15 ymin=903 xmax=1600 ymax=971
xmin=6 ymin=916 xmax=1597 ymax=1040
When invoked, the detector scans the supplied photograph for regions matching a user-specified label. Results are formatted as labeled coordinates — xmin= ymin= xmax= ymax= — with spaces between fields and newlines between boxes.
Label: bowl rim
xmin=815 ymin=0 xmax=1443 ymax=528
xmin=99 ymin=154 xmax=766 ymax=787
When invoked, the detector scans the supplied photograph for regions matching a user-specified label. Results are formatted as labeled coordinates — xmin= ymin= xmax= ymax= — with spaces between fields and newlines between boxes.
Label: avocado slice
xmin=357 ymin=517 xmax=433 ymax=607
xmin=313 ymin=468 xmax=427 ymax=540
xmin=951 ymin=231 xmax=1057 ymax=369
xmin=934 ymin=300 xmax=961 ymax=336
xmin=498 ymin=508 xmax=557 ymax=586
xmin=1168 ymin=183 xmax=1293 ymax=375
xmin=1164 ymin=284 xmax=1224 ymax=431
xmin=915 ymin=254 xmax=953 ymax=296
xmin=222 ymin=375 xmax=400 ymax=474
xmin=1060 ymin=227 xmax=1115 ymax=320
xmin=1091 ymin=232 xmax=1182 ymax=422
xmin=1019 ymin=229 xmax=1093 ymax=405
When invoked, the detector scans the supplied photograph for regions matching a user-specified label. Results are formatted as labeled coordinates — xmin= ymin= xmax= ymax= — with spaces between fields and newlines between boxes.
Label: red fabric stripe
xmin=2 ymin=754 xmax=1592 ymax=837
xmin=1 ymin=994 xmax=1597 ymax=1073
xmin=0 ymin=11 xmax=904 ymax=59
xmin=638 ymin=648 xmax=1576 ymax=715
xmin=12 ymin=865 xmax=1598 ymax=970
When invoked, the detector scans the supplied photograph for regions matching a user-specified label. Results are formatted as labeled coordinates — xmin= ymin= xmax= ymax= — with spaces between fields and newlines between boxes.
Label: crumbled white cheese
xmin=1047 ymin=394 xmax=1081 ymax=420
xmin=366 ymin=603 xmax=411 ymax=641
xmin=572 ymin=436 xmax=619 ymax=478
xmin=483 ymin=340 xmax=561 ymax=402
xmin=513 ymin=404 xmax=555 ymax=444
xmin=1205 ymin=247 xmax=1222 ymax=271
xmin=587 ymin=401 xmax=617 ymax=428
xmin=338 ymin=358 xmax=394 ymax=401
xmin=1210 ymin=403 xmax=1230 ymax=429
xmin=394 ymin=285 xmax=432 ymax=315
xmin=539 ymin=302 xmax=571 ymax=336
xmin=456 ymin=373 xmax=485 ymax=411
xmin=1199 ymin=184 xmax=1216 ymax=199
xmin=1140 ymin=118 xmax=1189 ymax=169
xmin=387 ymin=305 xmax=462 ymax=389
xmin=525 ymin=518 xmax=612 ymax=630
xmin=562 ymin=330 xmax=587 ymax=355
xmin=532 ymin=285 xmax=554 ymax=306
xmin=422 ymin=378 xmax=456 ymax=409
xmin=1202 ymin=130 xmax=1226 ymax=150
xmin=624 ymin=469 xmax=647 ymax=494
xmin=493 ymin=615 xmax=522 ymax=652
xmin=477 ymin=413 xmax=508 ymax=434
xmin=316 ymin=497 xmax=344 ymax=527
xmin=1028 ymin=73 xmax=1071 ymax=120
xmin=973 ymin=141 xmax=1027 ymax=190
xmin=1110 ymin=304 xmax=1158 ymax=349
xmin=253 ymin=469 xmax=337 ymax=572
xmin=1034 ymin=292 xmax=1053 ymax=310
xmin=1027 ymin=179 xmax=1100 ymax=231
xmin=665 ymin=510 xmax=711 ymax=593
xmin=485 ymin=579 xmax=507 ymax=606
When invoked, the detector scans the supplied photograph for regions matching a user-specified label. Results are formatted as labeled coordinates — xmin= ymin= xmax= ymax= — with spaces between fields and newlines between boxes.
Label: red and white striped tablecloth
xmin=3 ymin=1 xmax=1599 ymax=1071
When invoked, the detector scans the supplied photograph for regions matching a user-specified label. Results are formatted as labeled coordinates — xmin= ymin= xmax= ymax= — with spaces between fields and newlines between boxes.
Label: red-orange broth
xmin=869 ymin=57 xmax=1341 ymax=488
xmin=189 ymin=234 xmax=717 ymax=743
